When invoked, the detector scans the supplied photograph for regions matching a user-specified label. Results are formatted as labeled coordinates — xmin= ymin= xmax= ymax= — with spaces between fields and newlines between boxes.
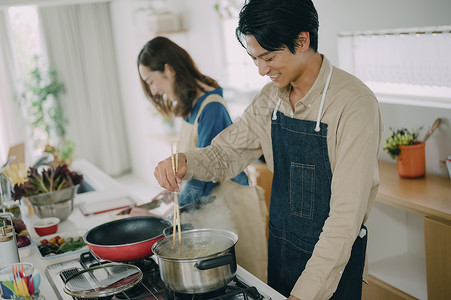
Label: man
xmin=154 ymin=0 xmax=382 ymax=299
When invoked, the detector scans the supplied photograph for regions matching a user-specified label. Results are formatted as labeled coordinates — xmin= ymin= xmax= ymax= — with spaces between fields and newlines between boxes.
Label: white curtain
xmin=341 ymin=26 xmax=451 ymax=87
xmin=38 ymin=3 xmax=130 ymax=176
xmin=0 ymin=10 xmax=27 ymax=163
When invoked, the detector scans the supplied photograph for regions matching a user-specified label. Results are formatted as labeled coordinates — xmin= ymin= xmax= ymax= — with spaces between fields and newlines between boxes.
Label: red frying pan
xmin=84 ymin=216 xmax=171 ymax=262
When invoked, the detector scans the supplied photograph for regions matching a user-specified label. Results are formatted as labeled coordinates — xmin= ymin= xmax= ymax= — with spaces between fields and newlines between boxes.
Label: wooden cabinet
xmin=363 ymin=275 xmax=417 ymax=300
xmin=424 ymin=217 xmax=451 ymax=299
xmin=364 ymin=161 xmax=451 ymax=300
xmin=249 ymin=162 xmax=273 ymax=242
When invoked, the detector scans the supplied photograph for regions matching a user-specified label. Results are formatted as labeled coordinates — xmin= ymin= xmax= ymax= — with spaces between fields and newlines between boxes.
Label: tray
xmin=79 ymin=196 xmax=136 ymax=216
xmin=34 ymin=229 xmax=89 ymax=260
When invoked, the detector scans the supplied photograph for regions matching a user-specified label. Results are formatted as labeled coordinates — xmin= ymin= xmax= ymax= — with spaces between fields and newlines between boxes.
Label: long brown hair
xmin=137 ymin=36 xmax=220 ymax=118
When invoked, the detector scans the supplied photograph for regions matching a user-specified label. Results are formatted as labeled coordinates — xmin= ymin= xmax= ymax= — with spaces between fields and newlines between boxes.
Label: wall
xmin=111 ymin=0 xmax=451 ymax=180
xmin=313 ymin=0 xmax=451 ymax=176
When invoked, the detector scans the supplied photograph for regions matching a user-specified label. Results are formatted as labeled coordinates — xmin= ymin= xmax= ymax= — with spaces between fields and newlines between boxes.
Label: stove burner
xmin=46 ymin=251 xmax=270 ymax=300
xmin=174 ymin=288 xmax=227 ymax=300
xmin=115 ymin=283 xmax=145 ymax=299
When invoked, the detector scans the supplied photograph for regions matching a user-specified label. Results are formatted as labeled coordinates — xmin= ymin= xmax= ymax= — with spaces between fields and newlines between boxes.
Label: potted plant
xmin=11 ymin=164 xmax=83 ymax=220
xmin=383 ymin=128 xmax=425 ymax=178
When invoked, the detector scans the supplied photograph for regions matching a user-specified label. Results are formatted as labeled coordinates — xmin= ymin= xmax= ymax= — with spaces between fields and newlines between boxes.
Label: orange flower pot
xmin=397 ymin=143 xmax=425 ymax=178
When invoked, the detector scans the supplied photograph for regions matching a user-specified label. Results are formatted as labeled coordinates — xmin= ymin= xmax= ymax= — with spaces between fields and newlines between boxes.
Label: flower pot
xmin=397 ymin=143 xmax=425 ymax=178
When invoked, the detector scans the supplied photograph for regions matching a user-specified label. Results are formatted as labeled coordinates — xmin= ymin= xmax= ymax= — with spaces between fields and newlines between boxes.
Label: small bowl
xmin=33 ymin=217 xmax=60 ymax=236
xmin=18 ymin=240 xmax=35 ymax=258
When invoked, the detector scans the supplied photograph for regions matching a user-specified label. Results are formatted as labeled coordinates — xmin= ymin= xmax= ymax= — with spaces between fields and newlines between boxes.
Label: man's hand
xmin=154 ymin=153 xmax=187 ymax=192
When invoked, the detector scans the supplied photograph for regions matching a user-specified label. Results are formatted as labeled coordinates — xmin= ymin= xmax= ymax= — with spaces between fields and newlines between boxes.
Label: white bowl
xmin=18 ymin=240 xmax=35 ymax=258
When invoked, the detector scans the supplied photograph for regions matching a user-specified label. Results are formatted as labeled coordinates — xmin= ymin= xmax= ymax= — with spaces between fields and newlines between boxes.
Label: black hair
xmin=236 ymin=0 xmax=319 ymax=54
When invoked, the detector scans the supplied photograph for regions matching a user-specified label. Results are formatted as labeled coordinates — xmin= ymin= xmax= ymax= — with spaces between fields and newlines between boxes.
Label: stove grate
xmin=47 ymin=252 xmax=269 ymax=300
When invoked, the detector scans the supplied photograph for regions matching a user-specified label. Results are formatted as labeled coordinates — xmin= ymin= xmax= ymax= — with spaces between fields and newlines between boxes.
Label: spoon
xmin=423 ymin=118 xmax=441 ymax=142
xmin=2 ymin=280 xmax=16 ymax=295
xmin=32 ymin=272 xmax=41 ymax=292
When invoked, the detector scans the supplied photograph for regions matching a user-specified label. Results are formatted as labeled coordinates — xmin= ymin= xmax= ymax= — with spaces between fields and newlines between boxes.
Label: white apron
xmin=178 ymin=93 xmax=268 ymax=282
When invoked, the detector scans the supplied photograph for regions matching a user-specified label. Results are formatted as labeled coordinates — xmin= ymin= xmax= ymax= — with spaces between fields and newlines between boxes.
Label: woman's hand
xmin=154 ymin=153 xmax=187 ymax=192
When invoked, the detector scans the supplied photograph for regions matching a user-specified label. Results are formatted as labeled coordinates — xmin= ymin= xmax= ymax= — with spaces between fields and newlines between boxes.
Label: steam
xmin=180 ymin=195 xmax=237 ymax=233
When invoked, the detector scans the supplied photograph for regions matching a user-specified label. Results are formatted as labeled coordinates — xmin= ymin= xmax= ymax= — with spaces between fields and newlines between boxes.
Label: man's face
xmin=244 ymin=35 xmax=305 ymax=88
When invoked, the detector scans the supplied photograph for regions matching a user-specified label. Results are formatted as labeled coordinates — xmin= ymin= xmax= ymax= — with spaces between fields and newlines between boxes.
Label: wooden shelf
xmin=377 ymin=161 xmax=451 ymax=222
xmin=368 ymin=161 xmax=451 ymax=299
xmin=369 ymin=253 xmax=427 ymax=300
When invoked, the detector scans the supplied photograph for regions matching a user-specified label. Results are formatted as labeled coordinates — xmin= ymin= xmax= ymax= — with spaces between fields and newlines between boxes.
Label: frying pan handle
xmin=195 ymin=253 xmax=234 ymax=270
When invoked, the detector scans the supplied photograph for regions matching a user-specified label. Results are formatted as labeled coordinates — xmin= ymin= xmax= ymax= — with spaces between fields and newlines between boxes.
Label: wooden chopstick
xmin=175 ymin=146 xmax=181 ymax=246
xmin=171 ymin=144 xmax=182 ymax=247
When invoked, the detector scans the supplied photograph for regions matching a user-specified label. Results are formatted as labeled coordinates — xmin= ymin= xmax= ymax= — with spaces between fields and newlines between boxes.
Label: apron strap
xmin=314 ymin=61 xmax=333 ymax=132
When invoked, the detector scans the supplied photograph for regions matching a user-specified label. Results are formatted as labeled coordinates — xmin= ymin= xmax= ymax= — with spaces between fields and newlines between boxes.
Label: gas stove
xmin=45 ymin=252 xmax=281 ymax=300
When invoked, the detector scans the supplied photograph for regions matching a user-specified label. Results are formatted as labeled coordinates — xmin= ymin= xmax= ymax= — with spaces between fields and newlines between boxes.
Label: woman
xmin=135 ymin=36 xmax=268 ymax=281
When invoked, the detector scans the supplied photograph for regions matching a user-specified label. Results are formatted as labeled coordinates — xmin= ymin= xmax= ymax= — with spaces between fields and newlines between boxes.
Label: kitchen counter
xmin=19 ymin=159 xmax=135 ymax=299
xmin=377 ymin=160 xmax=451 ymax=222
xmin=18 ymin=159 xmax=284 ymax=300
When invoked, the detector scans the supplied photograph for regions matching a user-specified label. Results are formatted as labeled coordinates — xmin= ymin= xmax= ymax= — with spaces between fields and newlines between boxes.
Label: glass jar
xmin=12 ymin=293 xmax=44 ymax=300
xmin=3 ymin=200 xmax=21 ymax=217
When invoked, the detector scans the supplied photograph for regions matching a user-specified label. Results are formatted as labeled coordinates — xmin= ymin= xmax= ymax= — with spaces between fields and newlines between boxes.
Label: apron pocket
xmin=268 ymin=222 xmax=315 ymax=254
xmin=268 ymin=222 xmax=316 ymax=297
xmin=290 ymin=162 xmax=315 ymax=219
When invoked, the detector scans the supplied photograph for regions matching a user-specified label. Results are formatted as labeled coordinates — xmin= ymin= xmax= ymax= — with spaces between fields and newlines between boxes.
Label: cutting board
xmin=79 ymin=196 xmax=136 ymax=216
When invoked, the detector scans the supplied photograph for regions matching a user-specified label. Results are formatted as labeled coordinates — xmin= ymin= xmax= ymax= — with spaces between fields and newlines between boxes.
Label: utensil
xmin=171 ymin=144 xmax=182 ymax=248
xmin=152 ymin=228 xmax=238 ymax=294
xmin=1 ymin=280 xmax=15 ymax=294
xmin=84 ymin=216 xmax=171 ymax=262
xmin=32 ymin=273 xmax=40 ymax=292
xmin=423 ymin=118 xmax=441 ymax=142
xmin=12 ymin=265 xmax=28 ymax=296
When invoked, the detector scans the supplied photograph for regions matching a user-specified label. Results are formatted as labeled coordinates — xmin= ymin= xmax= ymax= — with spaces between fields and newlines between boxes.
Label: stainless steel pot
xmin=152 ymin=228 xmax=238 ymax=294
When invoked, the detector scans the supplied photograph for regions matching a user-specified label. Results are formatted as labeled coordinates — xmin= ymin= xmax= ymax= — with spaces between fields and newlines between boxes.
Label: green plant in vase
xmin=383 ymin=128 xmax=420 ymax=159
xmin=384 ymin=127 xmax=425 ymax=178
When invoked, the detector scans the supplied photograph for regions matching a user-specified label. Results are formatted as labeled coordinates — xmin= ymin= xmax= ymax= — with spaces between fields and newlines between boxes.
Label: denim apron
xmin=268 ymin=63 xmax=367 ymax=299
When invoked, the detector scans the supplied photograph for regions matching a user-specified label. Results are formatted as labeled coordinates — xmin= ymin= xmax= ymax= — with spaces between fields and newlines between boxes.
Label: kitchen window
xmin=338 ymin=26 xmax=451 ymax=108
xmin=219 ymin=16 xmax=270 ymax=91
xmin=0 ymin=5 xmax=42 ymax=161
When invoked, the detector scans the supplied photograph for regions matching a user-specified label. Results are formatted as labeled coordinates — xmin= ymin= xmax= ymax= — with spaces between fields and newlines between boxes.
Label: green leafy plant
xmin=384 ymin=128 xmax=421 ymax=159
xmin=19 ymin=55 xmax=67 ymax=147
xmin=11 ymin=164 xmax=83 ymax=200
xmin=44 ymin=139 xmax=76 ymax=166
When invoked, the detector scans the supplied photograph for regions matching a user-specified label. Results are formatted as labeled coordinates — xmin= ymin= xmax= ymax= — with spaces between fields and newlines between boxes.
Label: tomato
xmin=57 ymin=238 xmax=65 ymax=245
xmin=41 ymin=239 xmax=48 ymax=244
xmin=49 ymin=238 xmax=56 ymax=244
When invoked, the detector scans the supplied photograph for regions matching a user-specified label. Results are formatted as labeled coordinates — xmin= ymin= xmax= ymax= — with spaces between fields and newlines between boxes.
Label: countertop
xmin=17 ymin=159 xmax=283 ymax=300
xmin=377 ymin=161 xmax=451 ymax=222
xmin=19 ymin=159 xmax=135 ymax=299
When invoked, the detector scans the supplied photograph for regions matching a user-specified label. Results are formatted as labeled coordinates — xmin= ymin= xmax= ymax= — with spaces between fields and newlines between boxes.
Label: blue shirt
xmin=179 ymin=88 xmax=248 ymax=206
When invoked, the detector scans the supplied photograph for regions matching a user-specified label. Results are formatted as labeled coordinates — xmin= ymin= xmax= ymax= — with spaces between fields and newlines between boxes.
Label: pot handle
xmin=195 ymin=253 xmax=234 ymax=270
